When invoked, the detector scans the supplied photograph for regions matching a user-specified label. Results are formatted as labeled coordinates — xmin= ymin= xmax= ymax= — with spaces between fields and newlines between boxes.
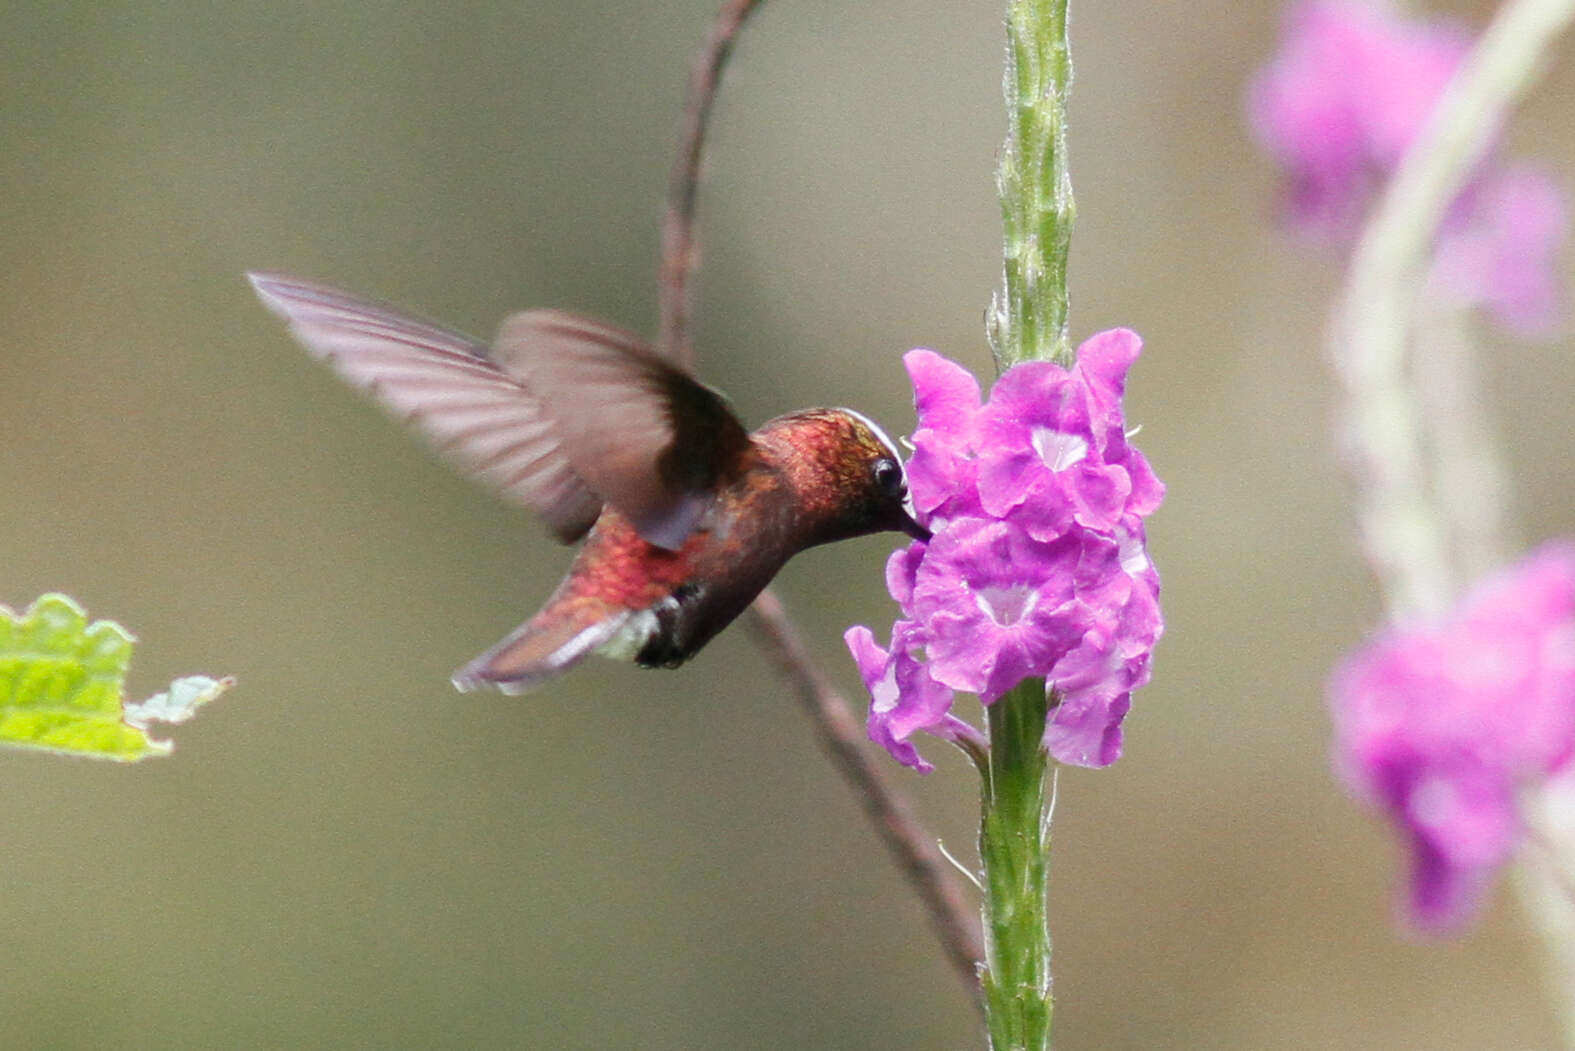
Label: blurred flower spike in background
xmin=1330 ymin=544 xmax=1575 ymax=931
xmin=1250 ymin=0 xmax=1568 ymax=335
xmin=846 ymin=331 xmax=1164 ymax=773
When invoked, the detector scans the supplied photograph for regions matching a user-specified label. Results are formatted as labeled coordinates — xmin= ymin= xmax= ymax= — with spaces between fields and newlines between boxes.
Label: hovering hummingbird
xmin=247 ymin=272 xmax=928 ymax=694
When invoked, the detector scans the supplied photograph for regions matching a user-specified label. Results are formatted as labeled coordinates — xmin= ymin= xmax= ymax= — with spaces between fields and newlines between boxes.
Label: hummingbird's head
xmin=757 ymin=408 xmax=931 ymax=548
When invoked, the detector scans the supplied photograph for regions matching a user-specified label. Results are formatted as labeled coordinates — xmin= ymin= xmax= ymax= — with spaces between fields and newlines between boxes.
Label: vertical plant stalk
xmin=1327 ymin=0 xmax=1575 ymax=1041
xmin=979 ymin=0 xmax=1076 ymax=1046
xmin=990 ymin=0 xmax=1076 ymax=372
xmin=655 ymin=0 xmax=988 ymax=1006
xmin=978 ymin=680 xmax=1053 ymax=1050
xmin=1408 ymin=309 xmax=1513 ymax=583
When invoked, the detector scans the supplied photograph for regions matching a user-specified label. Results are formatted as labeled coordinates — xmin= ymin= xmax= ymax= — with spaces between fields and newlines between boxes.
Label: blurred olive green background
xmin=3 ymin=0 xmax=1574 ymax=1047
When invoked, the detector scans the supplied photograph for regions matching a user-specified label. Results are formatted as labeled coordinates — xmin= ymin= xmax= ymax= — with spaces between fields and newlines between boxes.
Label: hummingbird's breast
xmin=555 ymin=514 xmax=704 ymax=611
xmin=545 ymin=456 xmax=798 ymax=668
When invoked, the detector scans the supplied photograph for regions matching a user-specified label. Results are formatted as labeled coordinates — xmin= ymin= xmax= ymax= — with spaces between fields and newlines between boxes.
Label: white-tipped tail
xmin=451 ymin=608 xmax=633 ymax=695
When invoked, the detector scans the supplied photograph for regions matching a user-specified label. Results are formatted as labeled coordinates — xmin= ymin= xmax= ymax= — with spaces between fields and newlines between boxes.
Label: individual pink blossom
xmin=1045 ymin=521 xmax=1163 ymax=766
xmin=902 ymin=350 xmax=985 ymax=524
xmin=847 ymin=333 xmax=1164 ymax=771
xmin=1330 ymin=543 xmax=1575 ymax=930
xmin=845 ymin=622 xmax=975 ymax=775
xmin=975 ymin=329 xmax=1164 ymax=538
xmin=912 ymin=518 xmax=1093 ymax=704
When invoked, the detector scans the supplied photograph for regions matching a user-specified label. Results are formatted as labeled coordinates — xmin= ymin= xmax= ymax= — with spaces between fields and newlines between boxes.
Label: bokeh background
xmin=3 ymin=0 xmax=1573 ymax=1047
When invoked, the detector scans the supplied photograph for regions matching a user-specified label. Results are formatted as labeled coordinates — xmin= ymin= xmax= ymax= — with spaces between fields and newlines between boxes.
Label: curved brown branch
xmin=658 ymin=0 xmax=766 ymax=366
xmin=659 ymin=0 xmax=985 ymax=1004
xmin=747 ymin=590 xmax=986 ymax=998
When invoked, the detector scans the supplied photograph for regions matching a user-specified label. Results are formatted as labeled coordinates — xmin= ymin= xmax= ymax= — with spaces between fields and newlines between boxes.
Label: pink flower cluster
xmin=1249 ymin=0 xmax=1567 ymax=335
xmin=1330 ymin=544 xmax=1575 ymax=930
xmin=846 ymin=332 xmax=1164 ymax=772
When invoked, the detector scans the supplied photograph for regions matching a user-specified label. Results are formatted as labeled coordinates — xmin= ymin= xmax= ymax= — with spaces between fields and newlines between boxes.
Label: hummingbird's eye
xmin=872 ymin=457 xmax=905 ymax=497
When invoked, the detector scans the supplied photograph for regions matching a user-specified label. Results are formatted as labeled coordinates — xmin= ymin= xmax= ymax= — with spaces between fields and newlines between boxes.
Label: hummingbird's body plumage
xmin=248 ymin=272 xmax=926 ymax=693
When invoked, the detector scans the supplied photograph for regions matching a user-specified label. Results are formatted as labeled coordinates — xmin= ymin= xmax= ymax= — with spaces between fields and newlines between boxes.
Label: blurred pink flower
xmin=1249 ymin=0 xmax=1469 ymax=241
xmin=1330 ymin=543 xmax=1575 ymax=930
xmin=1430 ymin=165 xmax=1570 ymax=337
xmin=1249 ymin=0 xmax=1567 ymax=333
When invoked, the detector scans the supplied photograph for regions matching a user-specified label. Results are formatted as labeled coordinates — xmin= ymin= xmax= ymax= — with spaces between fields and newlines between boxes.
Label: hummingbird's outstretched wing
xmin=248 ymin=272 xmax=602 ymax=542
xmin=248 ymin=272 xmax=751 ymax=551
xmin=495 ymin=311 xmax=751 ymax=551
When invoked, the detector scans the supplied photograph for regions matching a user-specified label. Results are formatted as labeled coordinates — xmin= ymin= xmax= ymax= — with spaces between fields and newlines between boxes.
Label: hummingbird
xmin=247 ymin=272 xmax=929 ymax=694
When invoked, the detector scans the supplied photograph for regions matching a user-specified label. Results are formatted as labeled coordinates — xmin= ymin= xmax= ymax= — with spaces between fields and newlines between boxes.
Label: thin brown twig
xmin=747 ymin=591 xmax=986 ymax=994
xmin=656 ymin=0 xmax=986 ymax=1003
xmin=658 ymin=0 xmax=765 ymax=367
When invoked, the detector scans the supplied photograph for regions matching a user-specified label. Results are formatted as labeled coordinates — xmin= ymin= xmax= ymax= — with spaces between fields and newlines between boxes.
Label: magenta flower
xmin=1330 ymin=543 xmax=1575 ymax=931
xmin=976 ymin=329 xmax=1164 ymax=538
xmin=845 ymin=622 xmax=975 ymax=775
xmin=847 ymin=332 xmax=1164 ymax=771
xmin=913 ymin=518 xmax=1091 ymax=704
xmin=903 ymin=350 xmax=985 ymax=524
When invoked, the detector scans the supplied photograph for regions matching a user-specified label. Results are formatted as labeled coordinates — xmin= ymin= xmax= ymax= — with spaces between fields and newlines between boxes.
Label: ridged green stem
xmin=977 ymin=0 xmax=1074 ymax=1046
xmin=990 ymin=0 xmax=1076 ymax=371
xmin=979 ymin=680 xmax=1053 ymax=1050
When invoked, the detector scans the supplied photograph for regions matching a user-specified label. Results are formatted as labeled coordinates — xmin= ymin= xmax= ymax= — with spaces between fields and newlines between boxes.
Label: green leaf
xmin=0 ymin=593 xmax=233 ymax=761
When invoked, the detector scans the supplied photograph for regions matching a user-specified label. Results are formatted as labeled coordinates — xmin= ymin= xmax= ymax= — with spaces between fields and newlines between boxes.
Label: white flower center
xmin=1117 ymin=526 xmax=1150 ymax=576
xmin=974 ymin=584 xmax=1038 ymax=627
xmin=870 ymin=662 xmax=900 ymax=714
xmin=1031 ymin=427 xmax=1088 ymax=471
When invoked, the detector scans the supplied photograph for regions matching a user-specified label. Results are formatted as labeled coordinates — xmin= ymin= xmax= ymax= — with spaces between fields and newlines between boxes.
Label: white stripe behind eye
xmin=837 ymin=407 xmax=904 ymax=464
xmin=837 ymin=407 xmax=920 ymax=519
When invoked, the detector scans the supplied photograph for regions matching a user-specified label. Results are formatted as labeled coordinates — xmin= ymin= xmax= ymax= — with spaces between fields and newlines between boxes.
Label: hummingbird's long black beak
xmin=898 ymin=509 xmax=932 ymax=543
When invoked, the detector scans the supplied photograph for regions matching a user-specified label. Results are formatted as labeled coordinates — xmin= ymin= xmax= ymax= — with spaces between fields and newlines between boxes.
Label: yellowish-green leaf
xmin=0 ymin=593 xmax=233 ymax=761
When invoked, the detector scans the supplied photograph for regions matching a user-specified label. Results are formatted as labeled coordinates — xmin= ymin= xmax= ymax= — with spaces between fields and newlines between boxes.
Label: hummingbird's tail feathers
xmin=450 ymin=600 xmax=633 ymax=695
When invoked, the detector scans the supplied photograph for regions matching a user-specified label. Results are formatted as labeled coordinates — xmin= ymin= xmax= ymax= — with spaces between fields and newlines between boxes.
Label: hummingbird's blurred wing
xmin=495 ymin=311 xmax=752 ymax=551
xmin=247 ymin=272 xmax=601 ymax=542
